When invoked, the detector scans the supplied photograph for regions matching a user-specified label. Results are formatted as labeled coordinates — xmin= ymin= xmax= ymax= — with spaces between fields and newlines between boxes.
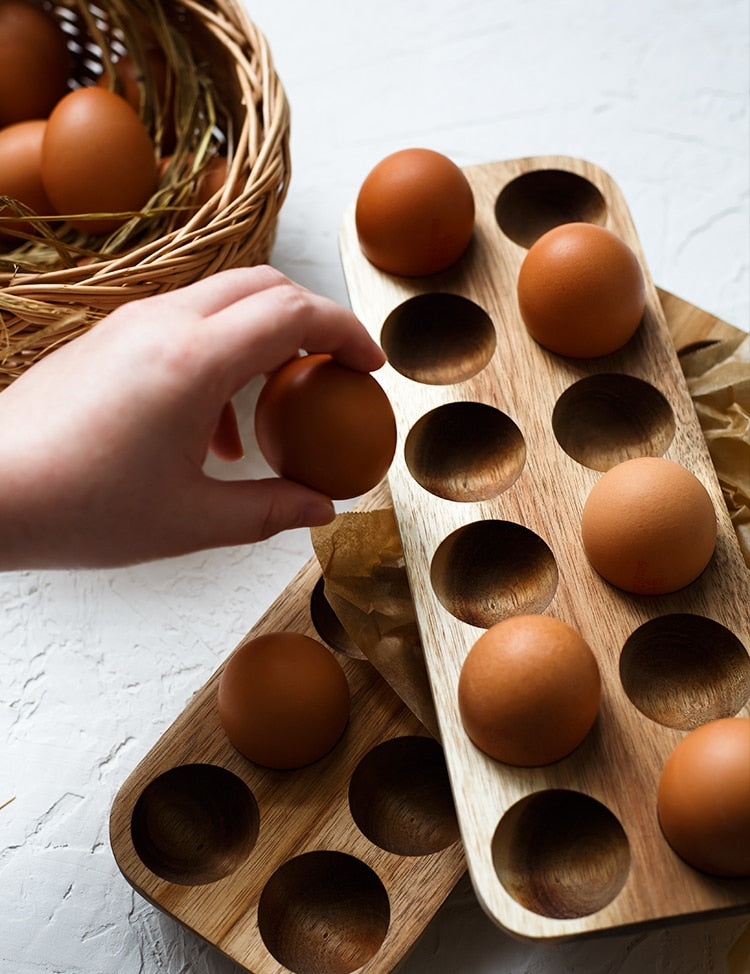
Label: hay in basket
xmin=0 ymin=0 xmax=291 ymax=387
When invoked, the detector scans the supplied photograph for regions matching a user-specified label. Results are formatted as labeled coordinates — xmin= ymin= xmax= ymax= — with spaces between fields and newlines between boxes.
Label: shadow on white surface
xmin=135 ymin=873 xmax=749 ymax=974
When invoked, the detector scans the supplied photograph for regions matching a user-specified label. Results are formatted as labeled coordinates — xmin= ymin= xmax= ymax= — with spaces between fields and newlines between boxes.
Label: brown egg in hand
xmin=458 ymin=614 xmax=601 ymax=766
xmin=355 ymin=147 xmax=475 ymax=276
xmin=217 ymin=631 xmax=351 ymax=769
xmin=581 ymin=456 xmax=717 ymax=594
xmin=517 ymin=222 xmax=646 ymax=357
xmin=254 ymin=353 xmax=397 ymax=500
xmin=657 ymin=717 xmax=750 ymax=877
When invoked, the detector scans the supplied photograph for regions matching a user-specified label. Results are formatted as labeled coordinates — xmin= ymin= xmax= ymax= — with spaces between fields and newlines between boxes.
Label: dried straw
xmin=0 ymin=0 xmax=290 ymax=386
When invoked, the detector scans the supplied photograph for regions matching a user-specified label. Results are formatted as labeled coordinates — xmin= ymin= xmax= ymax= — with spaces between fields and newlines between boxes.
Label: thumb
xmin=194 ymin=476 xmax=336 ymax=547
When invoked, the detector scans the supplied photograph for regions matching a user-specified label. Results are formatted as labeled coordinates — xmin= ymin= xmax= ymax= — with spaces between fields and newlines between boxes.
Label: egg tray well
xmin=109 ymin=546 xmax=466 ymax=974
xmin=338 ymin=155 xmax=750 ymax=941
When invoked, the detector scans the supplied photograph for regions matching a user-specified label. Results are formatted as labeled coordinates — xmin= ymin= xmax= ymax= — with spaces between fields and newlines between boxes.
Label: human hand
xmin=0 ymin=266 xmax=386 ymax=569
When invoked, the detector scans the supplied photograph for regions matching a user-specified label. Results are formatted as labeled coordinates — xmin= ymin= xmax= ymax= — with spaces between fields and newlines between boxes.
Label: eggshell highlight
xmin=458 ymin=614 xmax=601 ymax=766
xmin=254 ymin=353 xmax=397 ymax=500
xmin=581 ymin=456 xmax=717 ymax=594
xmin=355 ymin=147 xmax=475 ymax=276
xmin=657 ymin=717 xmax=750 ymax=877
xmin=217 ymin=631 xmax=350 ymax=770
xmin=517 ymin=222 xmax=646 ymax=357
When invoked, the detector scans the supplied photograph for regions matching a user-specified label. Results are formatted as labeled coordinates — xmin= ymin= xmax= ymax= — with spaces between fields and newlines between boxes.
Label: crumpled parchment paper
xmin=310 ymin=508 xmax=439 ymax=737
xmin=681 ymin=332 xmax=750 ymax=568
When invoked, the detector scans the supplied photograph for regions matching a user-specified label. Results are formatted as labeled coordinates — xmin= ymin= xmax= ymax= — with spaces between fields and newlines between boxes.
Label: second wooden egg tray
xmin=109 ymin=551 xmax=467 ymax=974
xmin=338 ymin=155 xmax=750 ymax=941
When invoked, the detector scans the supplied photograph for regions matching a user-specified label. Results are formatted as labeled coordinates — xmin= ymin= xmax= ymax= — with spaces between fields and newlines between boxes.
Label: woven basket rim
xmin=0 ymin=0 xmax=291 ymax=385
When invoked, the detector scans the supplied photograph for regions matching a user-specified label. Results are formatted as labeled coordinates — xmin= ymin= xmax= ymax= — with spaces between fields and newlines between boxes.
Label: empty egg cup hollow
xmin=492 ymin=789 xmax=631 ymax=920
xmin=130 ymin=764 xmax=260 ymax=885
xmin=620 ymin=614 xmax=750 ymax=731
xmin=430 ymin=520 xmax=558 ymax=628
xmin=257 ymin=850 xmax=390 ymax=974
xmin=405 ymin=401 xmax=526 ymax=501
xmin=494 ymin=169 xmax=608 ymax=249
xmin=552 ymin=373 xmax=676 ymax=471
xmin=310 ymin=576 xmax=366 ymax=659
xmin=348 ymin=736 xmax=461 ymax=857
xmin=380 ymin=292 xmax=496 ymax=385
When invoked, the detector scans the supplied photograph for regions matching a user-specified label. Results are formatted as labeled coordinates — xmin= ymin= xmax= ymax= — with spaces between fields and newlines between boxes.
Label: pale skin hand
xmin=0 ymin=266 xmax=386 ymax=569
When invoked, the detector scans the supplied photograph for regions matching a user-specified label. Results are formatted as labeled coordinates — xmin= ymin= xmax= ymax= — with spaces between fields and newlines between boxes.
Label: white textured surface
xmin=1 ymin=1 xmax=748 ymax=972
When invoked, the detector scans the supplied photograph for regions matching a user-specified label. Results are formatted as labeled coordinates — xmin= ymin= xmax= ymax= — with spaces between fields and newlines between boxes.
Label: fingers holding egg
xmin=254 ymin=353 xmax=397 ymax=500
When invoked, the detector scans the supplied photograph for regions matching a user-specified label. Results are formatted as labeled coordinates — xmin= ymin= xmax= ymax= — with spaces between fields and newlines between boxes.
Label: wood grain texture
xmin=339 ymin=156 xmax=750 ymax=941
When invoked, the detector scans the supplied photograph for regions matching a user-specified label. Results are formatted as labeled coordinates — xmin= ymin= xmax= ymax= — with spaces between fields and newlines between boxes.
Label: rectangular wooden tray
xmin=109 ymin=543 xmax=467 ymax=974
xmin=339 ymin=155 xmax=750 ymax=941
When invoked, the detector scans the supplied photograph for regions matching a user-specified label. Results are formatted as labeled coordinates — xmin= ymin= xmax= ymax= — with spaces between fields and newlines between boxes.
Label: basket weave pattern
xmin=0 ymin=0 xmax=291 ymax=386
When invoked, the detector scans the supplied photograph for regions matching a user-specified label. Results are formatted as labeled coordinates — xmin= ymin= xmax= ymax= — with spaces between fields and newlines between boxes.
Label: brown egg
xmin=0 ymin=118 xmax=53 ymax=240
xmin=517 ymin=222 xmax=646 ymax=357
xmin=217 ymin=631 xmax=350 ymax=769
xmin=457 ymin=614 xmax=601 ymax=766
xmin=581 ymin=456 xmax=716 ymax=594
xmin=41 ymin=87 xmax=158 ymax=235
xmin=657 ymin=717 xmax=750 ymax=877
xmin=254 ymin=353 xmax=397 ymax=500
xmin=355 ymin=147 xmax=475 ymax=276
xmin=0 ymin=0 xmax=70 ymax=127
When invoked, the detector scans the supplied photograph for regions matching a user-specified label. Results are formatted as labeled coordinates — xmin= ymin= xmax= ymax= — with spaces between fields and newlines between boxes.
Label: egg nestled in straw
xmin=0 ymin=119 xmax=53 ymax=239
xmin=355 ymin=147 xmax=475 ymax=276
xmin=0 ymin=0 xmax=70 ymax=126
xmin=41 ymin=87 xmax=158 ymax=234
xmin=517 ymin=222 xmax=646 ymax=357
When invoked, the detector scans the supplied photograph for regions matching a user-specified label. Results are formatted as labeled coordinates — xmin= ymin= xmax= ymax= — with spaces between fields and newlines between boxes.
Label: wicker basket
xmin=0 ymin=0 xmax=290 ymax=387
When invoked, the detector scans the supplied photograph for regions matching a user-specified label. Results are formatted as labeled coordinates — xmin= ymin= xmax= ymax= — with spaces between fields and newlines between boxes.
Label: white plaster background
xmin=1 ymin=0 xmax=748 ymax=972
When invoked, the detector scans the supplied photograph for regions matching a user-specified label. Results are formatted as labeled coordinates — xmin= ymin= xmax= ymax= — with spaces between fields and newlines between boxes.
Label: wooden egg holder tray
xmin=338 ymin=156 xmax=750 ymax=941
xmin=108 ymin=155 xmax=750 ymax=974
xmin=109 ymin=538 xmax=467 ymax=974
